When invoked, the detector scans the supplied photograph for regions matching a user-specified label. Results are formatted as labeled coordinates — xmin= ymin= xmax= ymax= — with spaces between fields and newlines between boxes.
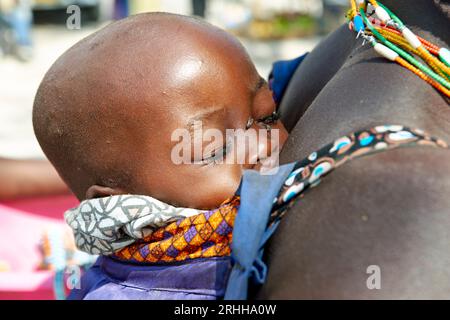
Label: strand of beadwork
xmin=347 ymin=0 xmax=450 ymax=98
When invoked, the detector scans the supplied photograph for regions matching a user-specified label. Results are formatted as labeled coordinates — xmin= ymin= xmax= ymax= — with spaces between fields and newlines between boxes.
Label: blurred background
xmin=0 ymin=0 xmax=347 ymax=299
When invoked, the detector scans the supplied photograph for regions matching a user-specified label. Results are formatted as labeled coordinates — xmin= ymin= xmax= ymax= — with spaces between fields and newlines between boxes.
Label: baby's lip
xmin=249 ymin=145 xmax=280 ymax=172
xmin=242 ymin=124 xmax=286 ymax=171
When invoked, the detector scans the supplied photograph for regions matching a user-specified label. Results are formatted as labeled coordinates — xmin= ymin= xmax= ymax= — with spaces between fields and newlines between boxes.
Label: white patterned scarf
xmin=64 ymin=195 xmax=204 ymax=255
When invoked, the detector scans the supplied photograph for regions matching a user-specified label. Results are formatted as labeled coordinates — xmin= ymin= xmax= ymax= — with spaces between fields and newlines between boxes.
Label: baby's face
xmin=39 ymin=15 xmax=290 ymax=209
xmin=33 ymin=14 xmax=288 ymax=209
xmin=124 ymin=39 xmax=288 ymax=209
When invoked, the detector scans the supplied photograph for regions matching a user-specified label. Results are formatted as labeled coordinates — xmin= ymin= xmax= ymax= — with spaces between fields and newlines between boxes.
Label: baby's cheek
xmin=273 ymin=122 xmax=289 ymax=151
xmin=188 ymin=164 xmax=242 ymax=210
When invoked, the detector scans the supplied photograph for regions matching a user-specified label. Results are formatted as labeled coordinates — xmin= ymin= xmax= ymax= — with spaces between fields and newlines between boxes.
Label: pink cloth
xmin=1 ymin=194 xmax=78 ymax=220
xmin=0 ymin=195 xmax=78 ymax=299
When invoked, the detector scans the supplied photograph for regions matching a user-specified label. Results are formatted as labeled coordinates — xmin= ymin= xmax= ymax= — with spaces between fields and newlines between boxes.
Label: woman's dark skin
xmin=257 ymin=0 xmax=450 ymax=299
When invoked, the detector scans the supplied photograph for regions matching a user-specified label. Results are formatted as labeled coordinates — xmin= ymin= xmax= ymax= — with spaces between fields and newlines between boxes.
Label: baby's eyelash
xmin=257 ymin=111 xmax=279 ymax=125
xmin=246 ymin=117 xmax=255 ymax=129
xmin=202 ymin=147 xmax=227 ymax=165
xmin=245 ymin=111 xmax=279 ymax=130
xmin=201 ymin=139 xmax=233 ymax=166
xmin=245 ymin=111 xmax=279 ymax=131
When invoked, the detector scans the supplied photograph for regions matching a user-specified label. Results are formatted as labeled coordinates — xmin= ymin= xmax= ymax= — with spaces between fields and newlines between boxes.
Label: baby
xmin=32 ymin=12 xmax=288 ymax=211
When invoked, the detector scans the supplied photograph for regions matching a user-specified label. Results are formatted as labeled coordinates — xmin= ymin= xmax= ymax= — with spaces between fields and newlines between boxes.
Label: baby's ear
xmin=85 ymin=185 xmax=126 ymax=199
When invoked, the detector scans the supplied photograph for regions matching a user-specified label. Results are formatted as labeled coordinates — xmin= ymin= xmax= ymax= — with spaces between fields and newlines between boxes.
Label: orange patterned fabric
xmin=114 ymin=197 xmax=240 ymax=263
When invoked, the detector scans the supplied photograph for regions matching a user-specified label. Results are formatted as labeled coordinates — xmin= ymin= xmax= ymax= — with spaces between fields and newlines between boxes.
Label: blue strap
xmin=224 ymin=163 xmax=295 ymax=300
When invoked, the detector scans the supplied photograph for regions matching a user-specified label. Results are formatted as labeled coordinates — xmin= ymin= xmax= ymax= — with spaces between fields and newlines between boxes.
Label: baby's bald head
xmin=33 ymin=12 xmax=286 ymax=208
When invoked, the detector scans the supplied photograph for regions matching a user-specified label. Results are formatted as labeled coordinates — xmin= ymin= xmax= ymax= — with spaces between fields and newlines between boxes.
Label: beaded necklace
xmin=347 ymin=0 xmax=450 ymax=98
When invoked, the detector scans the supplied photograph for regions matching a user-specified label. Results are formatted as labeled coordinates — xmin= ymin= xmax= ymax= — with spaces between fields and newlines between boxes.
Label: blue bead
xmin=353 ymin=15 xmax=364 ymax=33
xmin=359 ymin=135 xmax=374 ymax=146
xmin=284 ymin=190 xmax=296 ymax=203
xmin=335 ymin=141 xmax=349 ymax=151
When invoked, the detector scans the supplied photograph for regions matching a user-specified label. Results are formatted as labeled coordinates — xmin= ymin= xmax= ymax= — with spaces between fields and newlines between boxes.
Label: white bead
xmin=375 ymin=6 xmax=390 ymax=22
xmin=402 ymin=27 xmax=422 ymax=49
xmin=374 ymin=43 xmax=398 ymax=61
xmin=439 ymin=48 xmax=450 ymax=67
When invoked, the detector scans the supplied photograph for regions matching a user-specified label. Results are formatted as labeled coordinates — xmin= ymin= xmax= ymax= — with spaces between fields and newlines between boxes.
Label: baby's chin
xmin=251 ymin=156 xmax=280 ymax=174
xmin=248 ymin=141 xmax=283 ymax=173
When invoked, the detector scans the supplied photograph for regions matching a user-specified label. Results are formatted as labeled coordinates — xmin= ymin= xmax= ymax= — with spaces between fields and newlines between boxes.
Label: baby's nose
xmin=276 ymin=121 xmax=289 ymax=151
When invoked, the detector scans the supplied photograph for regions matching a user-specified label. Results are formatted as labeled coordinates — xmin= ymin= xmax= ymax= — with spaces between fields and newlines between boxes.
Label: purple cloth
xmin=68 ymin=256 xmax=233 ymax=300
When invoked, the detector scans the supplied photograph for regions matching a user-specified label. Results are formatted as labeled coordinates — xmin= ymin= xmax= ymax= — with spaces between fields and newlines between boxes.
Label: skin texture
xmin=33 ymin=13 xmax=287 ymax=210
xmin=277 ymin=24 xmax=356 ymax=132
xmin=260 ymin=148 xmax=450 ymax=299
xmin=257 ymin=0 xmax=450 ymax=299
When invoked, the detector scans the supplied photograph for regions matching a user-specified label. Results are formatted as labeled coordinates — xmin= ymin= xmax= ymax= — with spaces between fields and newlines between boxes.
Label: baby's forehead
xmin=35 ymin=14 xmax=257 ymax=152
